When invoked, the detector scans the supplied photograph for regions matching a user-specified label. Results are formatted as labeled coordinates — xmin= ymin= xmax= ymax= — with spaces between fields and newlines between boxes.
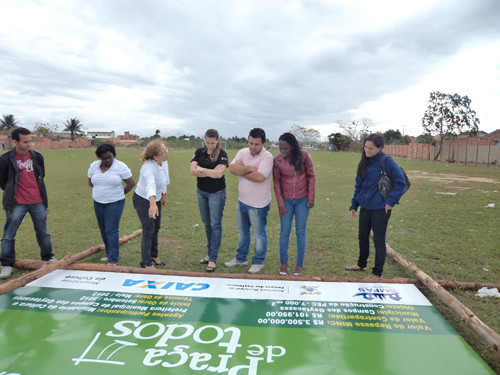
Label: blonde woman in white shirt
xmin=133 ymin=140 xmax=170 ymax=268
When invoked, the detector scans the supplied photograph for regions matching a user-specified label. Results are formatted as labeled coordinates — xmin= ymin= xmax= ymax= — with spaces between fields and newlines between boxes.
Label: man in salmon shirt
xmin=0 ymin=127 xmax=56 ymax=279
xmin=224 ymin=128 xmax=273 ymax=274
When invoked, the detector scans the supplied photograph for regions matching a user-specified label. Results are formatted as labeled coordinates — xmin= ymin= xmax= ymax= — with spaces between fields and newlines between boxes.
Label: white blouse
xmin=88 ymin=159 xmax=132 ymax=204
xmin=134 ymin=160 xmax=170 ymax=201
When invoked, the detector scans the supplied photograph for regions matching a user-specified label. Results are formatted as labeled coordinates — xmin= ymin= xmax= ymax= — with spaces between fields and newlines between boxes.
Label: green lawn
xmin=1 ymin=147 xmax=499 ymax=371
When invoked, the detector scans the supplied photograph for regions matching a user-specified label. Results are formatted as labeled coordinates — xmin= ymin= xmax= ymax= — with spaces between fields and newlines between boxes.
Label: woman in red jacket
xmin=273 ymin=133 xmax=316 ymax=276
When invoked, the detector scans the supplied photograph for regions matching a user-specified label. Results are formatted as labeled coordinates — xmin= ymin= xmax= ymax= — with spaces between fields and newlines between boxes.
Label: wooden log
xmin=386 ymin=242 xmax=500 ymax=353
xmin=0 ymin=230 xmax=142 ymax=296
xmin=0 ymin=254 xmax=74 ymax=295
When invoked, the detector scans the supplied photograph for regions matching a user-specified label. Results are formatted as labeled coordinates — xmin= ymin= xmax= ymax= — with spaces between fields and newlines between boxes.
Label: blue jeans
xmin=279 ymin=197 xmax=310 ymax=266
xmin=133 ymin=193 xmax=162 ymax=267
xmin=235 ymin=201 xmax=270 ymax=265
xmin=197 ymin=189 xmax=226 ymax=263
xmin=358 ymin=208 xmax=392 ymax=277
xmin=1 ymin=203 xmax=53 ymax=267
xmin=94 ymin=199 xmax=125 ymax=264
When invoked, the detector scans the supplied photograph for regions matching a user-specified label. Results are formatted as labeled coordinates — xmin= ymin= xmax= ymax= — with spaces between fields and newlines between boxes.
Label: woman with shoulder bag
xmin=346 ymin=134 xmax=406 ymax=279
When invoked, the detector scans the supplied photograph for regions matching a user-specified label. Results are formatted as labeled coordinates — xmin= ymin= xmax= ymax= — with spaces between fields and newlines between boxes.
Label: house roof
xmin=483 ymin=129 xmax=500 ymax=141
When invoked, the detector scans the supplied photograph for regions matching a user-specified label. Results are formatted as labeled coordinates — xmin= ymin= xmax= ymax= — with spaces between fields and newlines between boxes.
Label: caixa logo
xmin=353 ymin=287 xmax=402 ymax=302
xmin=122 ymin=279 xmax=210 ymax=291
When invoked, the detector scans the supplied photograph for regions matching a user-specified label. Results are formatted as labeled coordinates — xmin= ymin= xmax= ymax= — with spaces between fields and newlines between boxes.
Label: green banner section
xmin=0 ymin=281 xmax=494 ymax=374
xmin=3 ymin=287 xmax=455 ymax=335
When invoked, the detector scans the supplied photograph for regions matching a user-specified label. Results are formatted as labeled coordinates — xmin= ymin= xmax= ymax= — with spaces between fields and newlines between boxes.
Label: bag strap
xmin=380 ymin=154 xmax=389 ymax=176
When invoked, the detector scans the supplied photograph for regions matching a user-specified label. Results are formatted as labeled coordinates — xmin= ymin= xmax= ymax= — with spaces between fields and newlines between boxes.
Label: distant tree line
xmin=4 ymin=91 xmax=479 ymax=158
xmin=328 ymin=128 xmax=411 ymax=151
xmin=139 ymin=133 xmax=251 ymax=150
xmin=1 ymin=115 xmax=85 ymax=142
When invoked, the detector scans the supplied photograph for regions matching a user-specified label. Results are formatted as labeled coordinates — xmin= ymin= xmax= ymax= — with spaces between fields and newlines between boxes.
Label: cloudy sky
xmin=1 ymin=0 xmax=499 ymax=141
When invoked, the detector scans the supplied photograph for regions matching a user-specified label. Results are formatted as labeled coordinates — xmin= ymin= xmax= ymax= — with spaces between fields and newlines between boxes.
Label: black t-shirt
xmin=191 ymin=148 xmax=229 ymax=193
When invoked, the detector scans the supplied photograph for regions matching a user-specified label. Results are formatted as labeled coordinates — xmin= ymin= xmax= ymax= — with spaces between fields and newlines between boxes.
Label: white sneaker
xmin=48 ymin=257 xmax=58 ymax=262
xmin=224 ymin=258 xmax=248 ymax=267
xmin=248 ymin=264 xmax=264 ymax=274
xmin=0 ymin=266 xmax=13 ymax=279
xmin=100 ymin=257 xmax=108 ymax=262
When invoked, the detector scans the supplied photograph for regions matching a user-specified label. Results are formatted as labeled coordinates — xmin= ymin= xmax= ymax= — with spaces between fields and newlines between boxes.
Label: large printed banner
xmin=0 ymin=270 xmax=494 ymax=374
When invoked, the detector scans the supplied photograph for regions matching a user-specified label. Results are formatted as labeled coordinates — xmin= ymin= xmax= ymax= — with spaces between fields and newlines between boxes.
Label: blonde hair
xmin=205 ymin=129 xmax=221 ymax=162
xmin=141 ymin=140 xmax=165 ymax=162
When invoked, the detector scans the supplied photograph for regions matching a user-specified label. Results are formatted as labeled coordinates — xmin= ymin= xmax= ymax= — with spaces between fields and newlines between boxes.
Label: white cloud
xmin=0 ymin=0 xmax=499 ymax=141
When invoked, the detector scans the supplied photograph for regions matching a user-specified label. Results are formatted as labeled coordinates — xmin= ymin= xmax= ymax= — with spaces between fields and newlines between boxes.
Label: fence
xmin=384 ymin=137 xmax=500 ymax=166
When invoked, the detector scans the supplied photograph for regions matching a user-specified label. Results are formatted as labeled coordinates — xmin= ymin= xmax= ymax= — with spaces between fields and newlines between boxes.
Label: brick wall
xmin=384 ymin=137 xmax=500 ymax=165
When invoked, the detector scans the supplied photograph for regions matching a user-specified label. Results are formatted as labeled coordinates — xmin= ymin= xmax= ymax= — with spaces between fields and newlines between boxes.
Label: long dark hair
xmin=279 ymin=132 xmax=303 ymax=172
xmin=357 ymin=133 xmax=384 ymax=175
xmin=204 ymin=129 xmax=221 ymax=162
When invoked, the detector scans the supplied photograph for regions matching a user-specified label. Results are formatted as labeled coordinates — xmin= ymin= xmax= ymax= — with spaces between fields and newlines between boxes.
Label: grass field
xmin=1 ymin=147 xmax=499 ymax=371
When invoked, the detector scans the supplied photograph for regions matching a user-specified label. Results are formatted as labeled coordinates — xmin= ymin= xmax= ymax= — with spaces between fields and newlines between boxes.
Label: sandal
xmin=152 ymin=258 xmax=166 ymax=266
xmin=206 ymin=262 xmax=216 ymax=273
xmin=294 ymin=266 xmax=303 ymax=276
xmin=200 ymin=258 xmax=209 ymax=265
xmin=345 ymin=264 xmax=367 ymax=271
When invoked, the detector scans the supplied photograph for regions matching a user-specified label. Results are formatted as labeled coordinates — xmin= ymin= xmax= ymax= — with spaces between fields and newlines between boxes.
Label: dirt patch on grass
xmin=410 ymin=171 xmax=500 ymax=184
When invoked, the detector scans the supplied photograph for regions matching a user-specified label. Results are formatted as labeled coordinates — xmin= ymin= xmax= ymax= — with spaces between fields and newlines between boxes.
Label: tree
xmin=1 ymin=114 xmax=18 ymax=132
xmin=422 ymin=91 xmax=480 ymax=160
xmin=290 ymin=125 xmax=321 ymax=146
xmin=34 ymin=123 xmax=59 ymax=139
xmin=63 ymin=118 xmax=85 ymax=141
xmin=328 ymin=132 xmax=352 ymax=151
xmin=153 ymin=129 xmax=161 ymax=139
xmin=336 ymin=118 xmax=373 ymax=143
xmin=415 ymin=133 xmax=434 ymax=144
xmin=382 ymin=129 xmax=411 ymax=145
xmin=228 ymin=136 xmax=247 ymax=143
xmin=383 ymin=129 xmax=403 ymax=144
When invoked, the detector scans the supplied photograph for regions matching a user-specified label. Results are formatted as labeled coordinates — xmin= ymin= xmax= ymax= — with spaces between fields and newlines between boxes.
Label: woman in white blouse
xmin=133 ymin=140 xmax=170 ymax=268
xmin=88 ymin=143 xmax=135 ymax=265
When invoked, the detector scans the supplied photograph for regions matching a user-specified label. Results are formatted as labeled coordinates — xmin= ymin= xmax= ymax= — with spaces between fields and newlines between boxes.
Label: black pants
xmin=357 ymin=208 xmax=391 ymax=277
xmin=133 ymin=193 xmax=162 ymax=267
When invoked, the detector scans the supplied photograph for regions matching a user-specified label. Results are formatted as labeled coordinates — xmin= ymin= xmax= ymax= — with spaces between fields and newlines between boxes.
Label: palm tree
xmin=63 ymin=118 xmax=85 ymax=141
xmin=0 ymin=114 xmax=18 ymax=132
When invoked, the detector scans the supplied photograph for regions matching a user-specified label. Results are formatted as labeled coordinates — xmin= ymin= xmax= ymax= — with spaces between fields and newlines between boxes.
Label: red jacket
xmin=273 ymin=149 xmax=316 ymax=208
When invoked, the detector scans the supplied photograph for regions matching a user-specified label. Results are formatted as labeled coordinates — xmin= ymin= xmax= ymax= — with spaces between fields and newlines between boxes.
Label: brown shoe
xmin=367 ymin=274 xmax=381 ymax=279
xmin=345 ymin=264 xmax=367 ymax=271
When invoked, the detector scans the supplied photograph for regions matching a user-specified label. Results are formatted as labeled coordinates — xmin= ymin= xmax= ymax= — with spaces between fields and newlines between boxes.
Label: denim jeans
xmin=1 ymin=203 xmax=53 ymax=267
xmin=235 ymin=201 xmax=270 ymax=265
xmin=357 ymin=207 xmax=392 ymax=277
xmin=133 ymin=193 xmax=162 ymax=267
xmin=94 ymin=199 xmax=125 ymax=264
xmin=279 ymin=197 xmax=310 ymax=266
xmin=197 ymin=188 xmax=226 ymax=263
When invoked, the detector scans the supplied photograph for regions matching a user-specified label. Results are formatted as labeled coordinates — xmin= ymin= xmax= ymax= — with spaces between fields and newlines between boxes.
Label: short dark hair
xmin=95 ymin=143 xmax=116 ymax=158
xmin=248 ymin=128 xmax=266 ymax=143
xmin=11 ymin=127 xmax=31 ymax=142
